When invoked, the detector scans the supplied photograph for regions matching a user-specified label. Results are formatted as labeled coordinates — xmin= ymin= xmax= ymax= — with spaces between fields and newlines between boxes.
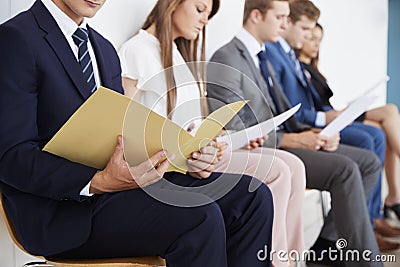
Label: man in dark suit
xmin=207 ymin=0 xmax=383 ymax=266
xmin=0 ymin=1 xmax=274 ymax=266
xmin=264 ymin=0 xmax=399 ymax=250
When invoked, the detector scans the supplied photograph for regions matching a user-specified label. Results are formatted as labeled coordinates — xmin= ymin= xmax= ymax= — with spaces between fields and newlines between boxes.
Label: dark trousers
xmin=340 ymin=122 xmax=386 ymax=221
xmin=283 ymin=144 xmax=383 ymax=267
xmin=48 ymin=172 xmax=274 ymax=267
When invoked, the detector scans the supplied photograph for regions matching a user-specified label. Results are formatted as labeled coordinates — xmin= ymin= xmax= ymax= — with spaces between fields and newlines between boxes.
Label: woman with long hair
xmin=298 ymin=23 xmax=400 ymax=221
xmin=119 ymin=1 xmax=306 ymax=266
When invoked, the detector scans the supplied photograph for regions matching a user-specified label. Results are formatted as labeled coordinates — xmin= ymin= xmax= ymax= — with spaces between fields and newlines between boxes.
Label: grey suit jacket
xmin=207 ymin=37 xmax=309 ymax=147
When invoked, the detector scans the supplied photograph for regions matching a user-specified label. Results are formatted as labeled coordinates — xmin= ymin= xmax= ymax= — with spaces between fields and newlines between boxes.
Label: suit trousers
xmin=216 ymin=147 xmax=306 ymax=267
xmin=340 ymin=122 xmax=386 ymax=221
xmin=283 ymin=144 xmax=383 ymax=267
xmin=47 ymin=172 xmax=274 ymax=267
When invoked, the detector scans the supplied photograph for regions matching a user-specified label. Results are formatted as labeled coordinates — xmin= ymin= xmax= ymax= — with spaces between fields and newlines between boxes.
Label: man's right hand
xmin=89 ymin=135 xmax=172 ymax=194
xmin=281 ymin=131 xmax=327 ymax=151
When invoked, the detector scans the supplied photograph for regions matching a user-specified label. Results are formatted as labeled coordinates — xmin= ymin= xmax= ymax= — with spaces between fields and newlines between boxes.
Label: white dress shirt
xmin=236 ymin=28 xmax=265 ymax=69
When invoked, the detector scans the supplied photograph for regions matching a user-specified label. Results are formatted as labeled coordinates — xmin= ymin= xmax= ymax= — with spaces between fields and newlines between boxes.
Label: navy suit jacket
xmin=0 ymin=1 xmax=123 ymax=256
xmin=265 ymin=41 xmax=331 ymax=126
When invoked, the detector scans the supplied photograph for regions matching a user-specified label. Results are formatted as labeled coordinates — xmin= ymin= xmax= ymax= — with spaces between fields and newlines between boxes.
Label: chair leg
xmin=320 ymin=191 xmax=331 ymax=221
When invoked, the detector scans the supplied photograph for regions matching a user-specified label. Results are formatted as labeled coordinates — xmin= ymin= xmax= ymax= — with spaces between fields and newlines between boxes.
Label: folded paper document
xmin=216 ymin=104 xmax=301 ymax=151
xmin=319 ymin=95 xmax=374 ymax=138
xmin=43 ymin=87 xmax=246 ymax=173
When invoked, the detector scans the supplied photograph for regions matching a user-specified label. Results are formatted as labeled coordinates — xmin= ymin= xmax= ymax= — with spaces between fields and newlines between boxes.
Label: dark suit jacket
xmin=207 ymin=37 xmax=309 ymax=147
xmin=265 ymin=41 xmax=331 ymax=126
xmin=0 ymin=1 xmax=123 ymax=256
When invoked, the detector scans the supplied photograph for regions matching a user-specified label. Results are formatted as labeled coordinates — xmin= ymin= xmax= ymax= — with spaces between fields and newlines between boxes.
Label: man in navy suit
xmin=264 ymin=0 xmax=399 ymax=251
xmin=0 ymin=1 xmax=274 ymax=266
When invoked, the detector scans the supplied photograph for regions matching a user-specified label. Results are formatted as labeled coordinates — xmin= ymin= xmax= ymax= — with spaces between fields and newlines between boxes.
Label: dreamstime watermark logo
xmin=122 ymin=62 xmax=278 ymax=207
xmin=257 ymin=238 xmax=397 ymax=263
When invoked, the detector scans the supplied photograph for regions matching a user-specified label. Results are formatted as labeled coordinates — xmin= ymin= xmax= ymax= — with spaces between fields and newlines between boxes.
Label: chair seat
xmin=45 ymin=256 xmax=166 ymax=267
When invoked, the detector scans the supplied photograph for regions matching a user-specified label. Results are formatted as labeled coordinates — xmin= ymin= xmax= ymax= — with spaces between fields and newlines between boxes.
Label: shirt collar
xmin=278 ymin=37 xmax=291 ymax=54
xmin=41 ymin=0 xmax=88 ymax=38
xmin=236 ymin=28 xmax=265 ymax=57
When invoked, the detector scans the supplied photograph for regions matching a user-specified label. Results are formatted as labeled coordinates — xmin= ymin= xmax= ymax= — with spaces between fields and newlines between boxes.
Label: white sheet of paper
xmin=320 ymin=95 xmax=375 ymax=138
xmin=216 ymin=104 xmax=301 ymax=151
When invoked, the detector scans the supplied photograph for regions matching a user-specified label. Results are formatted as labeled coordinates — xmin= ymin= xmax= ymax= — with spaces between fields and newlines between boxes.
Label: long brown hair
xmin=309 ymin=23 xmax=326 ymax=81
xmin=142 ymin=0 xmax=220 ymax=118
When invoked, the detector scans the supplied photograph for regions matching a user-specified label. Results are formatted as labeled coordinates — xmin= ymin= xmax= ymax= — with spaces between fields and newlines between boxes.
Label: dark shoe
xmin=306 ymin=237 xmax=345 ymax=267
xmin=375 ymin=232 xmax=400 ymax=252
xmin=374 ymin=218 xmax=400 ymax=237
xmin=384 ymin=203 xmax=400 ymax=220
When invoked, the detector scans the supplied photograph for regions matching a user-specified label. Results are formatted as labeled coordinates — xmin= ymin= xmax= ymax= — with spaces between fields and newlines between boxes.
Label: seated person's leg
xmin=48 ymin=172 xmax=273 ymax=267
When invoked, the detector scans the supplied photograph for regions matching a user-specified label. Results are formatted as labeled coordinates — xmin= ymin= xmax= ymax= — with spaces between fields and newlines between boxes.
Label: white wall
xmin=0 ymin=0 xmax=389 ymax=108
xmin=312 ymin=0 xmax=389 ymax=109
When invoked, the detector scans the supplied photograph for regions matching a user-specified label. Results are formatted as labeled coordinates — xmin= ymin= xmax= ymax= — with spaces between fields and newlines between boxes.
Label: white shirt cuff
xmin=315 ymin=111 xmax=326 ymax=127
xmin=80 ymin=181 xmax=94 ymax=196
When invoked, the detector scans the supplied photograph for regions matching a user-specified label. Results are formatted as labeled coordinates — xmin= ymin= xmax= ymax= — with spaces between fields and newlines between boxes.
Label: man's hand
xmin=187 ymin=143 xmax=218 ymax=179
xmin=321 ymin=133 xmax=340 ymax=152
xmin=281 ymin=131 xmax=327 ymax=151
xmin=89 ymin=136 xmax=172 ymax=194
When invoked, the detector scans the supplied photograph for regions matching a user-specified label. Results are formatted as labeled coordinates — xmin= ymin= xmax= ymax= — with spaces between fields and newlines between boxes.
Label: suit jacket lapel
xmin=275 ymin=42 xmax=305 ymax=86
xmin=31 ymin=1 xmax=91 ymax=100
xmin=275 ymin=42 xmax=322 ymax=110
xmin=88 ymin=26 xmax=111 ymax=88
xmin=233 ymin=38 xmax=277 ymax=114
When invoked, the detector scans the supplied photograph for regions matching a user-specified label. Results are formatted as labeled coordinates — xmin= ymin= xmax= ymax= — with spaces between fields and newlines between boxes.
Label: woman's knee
xmin=385 ymin=103 xmax=399 ymax=116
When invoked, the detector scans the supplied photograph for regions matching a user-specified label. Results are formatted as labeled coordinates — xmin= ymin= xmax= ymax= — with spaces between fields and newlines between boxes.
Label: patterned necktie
xmin=289 ymin=49 xmax=316 ymax=109
xmin=72 ymin=28 xmax=97 ymax=93
xmin=288 ymin=49 xmax=307 ymax=87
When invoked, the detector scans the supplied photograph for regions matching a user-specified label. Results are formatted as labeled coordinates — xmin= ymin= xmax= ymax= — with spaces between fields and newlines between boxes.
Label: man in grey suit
xmin=207 ymin=0 xmax=383 ymax=266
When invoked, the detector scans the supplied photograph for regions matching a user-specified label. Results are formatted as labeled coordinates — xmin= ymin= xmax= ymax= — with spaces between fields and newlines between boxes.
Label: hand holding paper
xmin=89 ymin=136 xmax=171 ymax=194
xmin=319 ymin=96 xmax=374 ymax=138
xmin=43 ymin=87 xmax=246 ymax=174
xmin=216 ymin=104 xmax=301 ymax=152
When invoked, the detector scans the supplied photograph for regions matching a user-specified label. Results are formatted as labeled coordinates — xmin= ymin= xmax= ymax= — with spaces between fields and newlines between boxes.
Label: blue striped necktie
xmin=288 ymin=49 xmax=307 ymax=87
xmin=72 ymin=28 xmax=97 ymax=93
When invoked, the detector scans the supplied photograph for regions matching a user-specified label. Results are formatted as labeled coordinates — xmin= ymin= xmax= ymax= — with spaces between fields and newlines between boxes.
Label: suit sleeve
xmin=296 ymin=109 xmax=318 ymax=127
xmin=0 ymin=24 xmax=97 ymax=201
